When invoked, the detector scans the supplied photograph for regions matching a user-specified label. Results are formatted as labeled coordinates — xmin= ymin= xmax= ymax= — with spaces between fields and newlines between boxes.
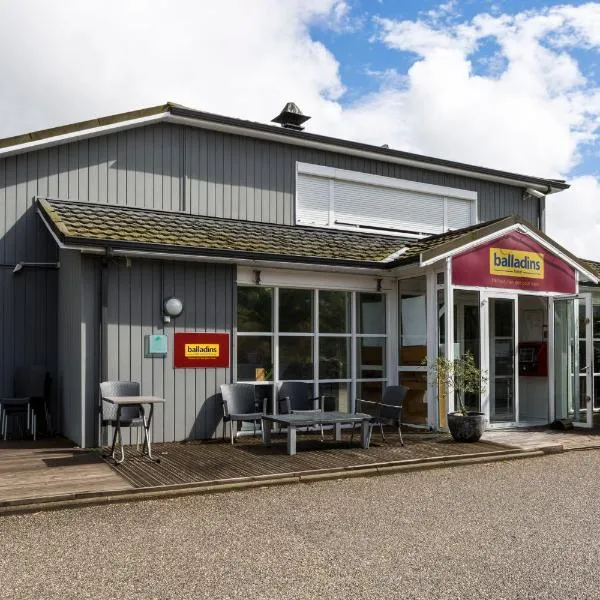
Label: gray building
xmin=1 ymin=102 xmax=598 ymax=447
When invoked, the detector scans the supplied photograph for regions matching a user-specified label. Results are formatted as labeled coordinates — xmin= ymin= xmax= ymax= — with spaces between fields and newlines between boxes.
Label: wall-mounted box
xmin=145 ymin=334 xmax=168 ymax=357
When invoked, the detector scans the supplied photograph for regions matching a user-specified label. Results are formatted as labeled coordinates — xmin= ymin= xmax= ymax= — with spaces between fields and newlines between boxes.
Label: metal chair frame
xmin=100 ymin=381 xmax=147 ymax=463
xmin=220 ymin=383 xmax=266 ymax=444
xmin=351 ymin=385 xmax=408 ymax=447
xmin=277 ymin=382 xmax=327 ymax=440
xmin=0 ymin=366 xmax=51 ymax=441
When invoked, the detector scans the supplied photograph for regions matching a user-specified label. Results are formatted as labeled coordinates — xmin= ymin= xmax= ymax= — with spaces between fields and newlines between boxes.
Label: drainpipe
xmin=97 ymin=248 xmax=110 ymax=447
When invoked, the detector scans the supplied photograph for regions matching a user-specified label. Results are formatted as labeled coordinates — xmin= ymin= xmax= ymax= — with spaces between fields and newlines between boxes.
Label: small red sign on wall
xmin=452 ymin=231 xmax=576 ymax=294
xmin=174 ymin=333 xmax=230 ymax=368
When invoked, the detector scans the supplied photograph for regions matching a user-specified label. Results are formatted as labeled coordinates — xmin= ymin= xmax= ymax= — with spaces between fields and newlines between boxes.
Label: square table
xmin=261 ymin=411 xmax=372 ymax=456
xmin=103 ymin=395 xmax=165 ymax=463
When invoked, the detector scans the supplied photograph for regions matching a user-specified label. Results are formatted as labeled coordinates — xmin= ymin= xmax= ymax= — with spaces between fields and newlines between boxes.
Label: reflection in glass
xmin=399 ymin=371 xmax=428 ymax=426
xmin=319 ymin=291 xmax=351 ymax=333
xmin=357 ymin=381 xmax=383 ymax=403
xmin=490 ymin=298 xmax=515 ymax=422
xmin=399 ymin=277 xmax=427 ymax=366
xmin=279 ymin=336 xmax=313 ymax=380
xmin=279 ymin=289 xmax=313 ymax=333
xmin=237 ymin=336 xmax=272 ymax=381
xmin=579 ymin=299 xmax=587 ymax=339
xmin=438 ymin=289 xmax=445 ymax=356
xmin=594 ymin=303 xmax=600 ymax=338
xmin=357 ymin=337 xmax=386 ymax=379
xmin=237 ymin=287 xmax=272 ymax=332
xmin=454 ymin=290 xmax=481 ymax=412
xmin=319 ymin=337 xmax=349 ymax=379
xmin=357 ymin=293 xmax=386 ymax=334
xmin=319 ymin=382 xmax=349 ymax=412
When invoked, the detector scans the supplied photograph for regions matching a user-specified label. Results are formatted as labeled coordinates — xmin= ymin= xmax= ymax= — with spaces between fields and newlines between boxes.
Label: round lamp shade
xmin=163 ymin=296 xmax=183 ymax=318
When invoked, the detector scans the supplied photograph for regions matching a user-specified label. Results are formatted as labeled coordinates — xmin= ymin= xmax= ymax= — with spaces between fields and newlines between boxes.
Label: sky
xmin=1 ymin=0 xmax=600 ymax=257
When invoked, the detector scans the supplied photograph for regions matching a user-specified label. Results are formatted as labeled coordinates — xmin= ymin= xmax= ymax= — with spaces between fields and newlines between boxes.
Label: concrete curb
xmin=0 ymin=445 xmax=563 ymax=517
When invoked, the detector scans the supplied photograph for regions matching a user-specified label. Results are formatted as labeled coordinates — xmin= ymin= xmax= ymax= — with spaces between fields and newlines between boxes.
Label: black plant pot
xmin=447 ymin=412 xmax=486 ymax=443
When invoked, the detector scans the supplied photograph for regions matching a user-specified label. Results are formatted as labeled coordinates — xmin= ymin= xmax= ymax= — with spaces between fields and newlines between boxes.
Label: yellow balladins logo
xmin=489 ymin=248 xmax=544 ymax=279
xmin=184 ymin=343 xmax=220 ymax=358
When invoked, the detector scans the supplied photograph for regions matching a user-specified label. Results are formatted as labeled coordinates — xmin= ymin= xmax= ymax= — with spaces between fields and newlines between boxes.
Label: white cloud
xmin=1 ymin=1 xmax=600 ymax=257
xmin=0 ymin=0 xmax=346 ymax=137
xmin=546 ymin=176 xmax=600 ymax=260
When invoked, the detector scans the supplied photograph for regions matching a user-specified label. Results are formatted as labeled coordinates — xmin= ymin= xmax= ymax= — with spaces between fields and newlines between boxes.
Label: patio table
xmin=104 ymin=395 xmax=165 ymax=462
xmin=261 ymin=411 xmax=372 ymax=456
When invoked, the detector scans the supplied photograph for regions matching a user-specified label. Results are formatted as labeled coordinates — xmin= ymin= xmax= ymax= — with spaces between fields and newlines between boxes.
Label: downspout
xmin=539 ymin=184 xmax=552 ymax=232
xmin=97 ymin=248 xmax=110 ymax=447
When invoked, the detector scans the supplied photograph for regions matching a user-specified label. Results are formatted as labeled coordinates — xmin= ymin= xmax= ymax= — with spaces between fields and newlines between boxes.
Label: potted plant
xmin=426 ymin=351 xmax=488 ymax=442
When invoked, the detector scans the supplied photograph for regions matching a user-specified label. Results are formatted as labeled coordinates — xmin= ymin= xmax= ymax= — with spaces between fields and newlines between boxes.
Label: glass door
xmin=487 ymin=295 xmax=518 ymax=424
xmin=556 ymin=296 xmax=592 ymax=427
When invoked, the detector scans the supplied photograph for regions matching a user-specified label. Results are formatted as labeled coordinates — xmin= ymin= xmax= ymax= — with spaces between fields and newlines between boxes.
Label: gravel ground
xmin=1 ymin=452 xmax=600 ymax=599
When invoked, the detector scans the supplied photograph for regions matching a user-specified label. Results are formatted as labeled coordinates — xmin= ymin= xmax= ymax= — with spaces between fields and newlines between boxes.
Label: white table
xmin=104 ymin=396 xmax=165 ymax=463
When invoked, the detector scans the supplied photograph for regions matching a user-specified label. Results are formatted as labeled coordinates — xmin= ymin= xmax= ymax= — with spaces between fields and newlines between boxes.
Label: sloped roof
xmin=2 ymin=102 xmax=569 ymax=193
xmin=37 ymin=198 xmax=597 ymax=282
xmin=37 ymin=198 xmax=405 ymax=267
xmin=579 ymin=259 xmax=600 ymax=283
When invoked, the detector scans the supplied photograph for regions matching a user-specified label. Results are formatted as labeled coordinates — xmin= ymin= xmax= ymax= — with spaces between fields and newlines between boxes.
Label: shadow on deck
xmin=102 ymin=431 xmax=513 ymax=489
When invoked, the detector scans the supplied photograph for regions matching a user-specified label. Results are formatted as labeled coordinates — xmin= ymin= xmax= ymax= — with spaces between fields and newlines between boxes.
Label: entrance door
xmin=485 ymin=294 xmax=518 ymax=424
xmin=553 ymin=297 xmax=591 ymax=427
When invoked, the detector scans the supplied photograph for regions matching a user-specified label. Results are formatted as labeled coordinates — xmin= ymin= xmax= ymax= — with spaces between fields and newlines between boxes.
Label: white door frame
xmin=549 ymin=295 xmax=592 ymax=428
xmin=481 ymin=290 xmax=519 ymax=428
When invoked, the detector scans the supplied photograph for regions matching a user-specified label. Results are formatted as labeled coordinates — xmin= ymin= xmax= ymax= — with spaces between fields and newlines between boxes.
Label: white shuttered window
xmin=296 ymin=163 xmax=477 ymax=236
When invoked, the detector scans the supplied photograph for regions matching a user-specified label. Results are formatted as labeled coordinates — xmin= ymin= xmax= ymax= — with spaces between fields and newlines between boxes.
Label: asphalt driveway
xmin=1 ymin=451 xmax=599 ymax=599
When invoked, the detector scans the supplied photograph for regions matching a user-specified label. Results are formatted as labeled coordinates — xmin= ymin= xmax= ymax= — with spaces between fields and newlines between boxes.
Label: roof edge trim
xmin=420 ymin=219 xmax=598 ymax=283
xmin=0 ymin=101 xmax=568 ymax=194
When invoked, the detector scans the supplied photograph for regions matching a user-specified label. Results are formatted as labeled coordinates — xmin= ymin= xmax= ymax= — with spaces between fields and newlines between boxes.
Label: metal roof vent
xmin=271 ymin=102 xmax=311 ymax=131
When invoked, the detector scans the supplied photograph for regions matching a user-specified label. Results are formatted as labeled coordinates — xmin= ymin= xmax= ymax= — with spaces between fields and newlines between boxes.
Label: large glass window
xmin=279 ymin=288 xmax=314 ymax=381
xmin=399 ymin=277 xmax=428 ymax=426
xmin=318 ymin=290 xmax=352 ymax=410
xmin=237 ymin=287 xmax=273 ymax=381
xmin=593 ymin=297 xmax=600 ymax=410
xmin=236 ymin=285 xmax=388 ymax=412
xmin=356 ymin=292 xmax=387 ymax=403
xmin=279 ymin=288 xmax=313 ymax=333
xmin=238 ymin=287 xmax=272 ymax=332
xmin=454 ymin=290 xmax=481 ymax=413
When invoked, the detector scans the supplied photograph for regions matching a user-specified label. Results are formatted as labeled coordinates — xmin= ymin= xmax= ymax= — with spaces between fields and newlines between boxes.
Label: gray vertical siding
xmin=0 ymin=119 xmax=542 ymax=444
xmin=99 ymin=257 xmax=234 ymax=444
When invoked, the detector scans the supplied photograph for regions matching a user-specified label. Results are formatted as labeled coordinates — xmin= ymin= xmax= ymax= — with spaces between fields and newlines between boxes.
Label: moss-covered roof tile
xmin=37 ymin=198 xmax=407 ymax=266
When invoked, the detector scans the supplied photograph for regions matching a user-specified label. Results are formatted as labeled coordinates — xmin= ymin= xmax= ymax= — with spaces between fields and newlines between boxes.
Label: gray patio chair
xmin=277 ymin=381 xmax=326 ymax=440
xmin=351 ymin=385 xmax=408 ymax=447
xmin=100 ymin=381 xmax=146 ymax=463
xmin=220 ymin=383 xmax=265 ymax=444
xmin=0 ymin=366 xmax=50 ymax=441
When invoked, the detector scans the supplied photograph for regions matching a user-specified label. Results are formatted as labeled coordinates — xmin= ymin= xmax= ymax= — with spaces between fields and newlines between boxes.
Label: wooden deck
xmin=103 ymin=431 xmax=512 ymax=489
xmin=0 ymin=438 xmax=132 ymax=503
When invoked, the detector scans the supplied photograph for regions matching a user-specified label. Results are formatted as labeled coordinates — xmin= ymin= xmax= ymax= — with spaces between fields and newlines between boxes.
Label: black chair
xmin=351 ymin=385 xmax=408 ymax=446
xmin=277 ymin=381 xmax=326 ymax=439
xmin=220 ymin=383 xmax=265 ymax=444
xmin=0 ymin=366 xmax=51 ymax=441
xmin=100 ymin=381 xmax=146 ymax=463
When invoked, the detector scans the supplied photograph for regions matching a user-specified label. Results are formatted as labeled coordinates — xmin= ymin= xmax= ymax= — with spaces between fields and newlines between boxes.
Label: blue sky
xmin=0 ymin=0 xmax=599 ymax=256
xmin=310 ymin=0 xmax=600 ymax=177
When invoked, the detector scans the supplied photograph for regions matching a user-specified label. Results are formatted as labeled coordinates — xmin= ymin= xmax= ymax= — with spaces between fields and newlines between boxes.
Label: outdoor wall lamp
xmin=163 ymin=296 xmax=184 ymax=323
xmin=254 ymin=270 xmax=261 ymax=285
xmin=376 ymin=278 xmax=383 ymax=292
